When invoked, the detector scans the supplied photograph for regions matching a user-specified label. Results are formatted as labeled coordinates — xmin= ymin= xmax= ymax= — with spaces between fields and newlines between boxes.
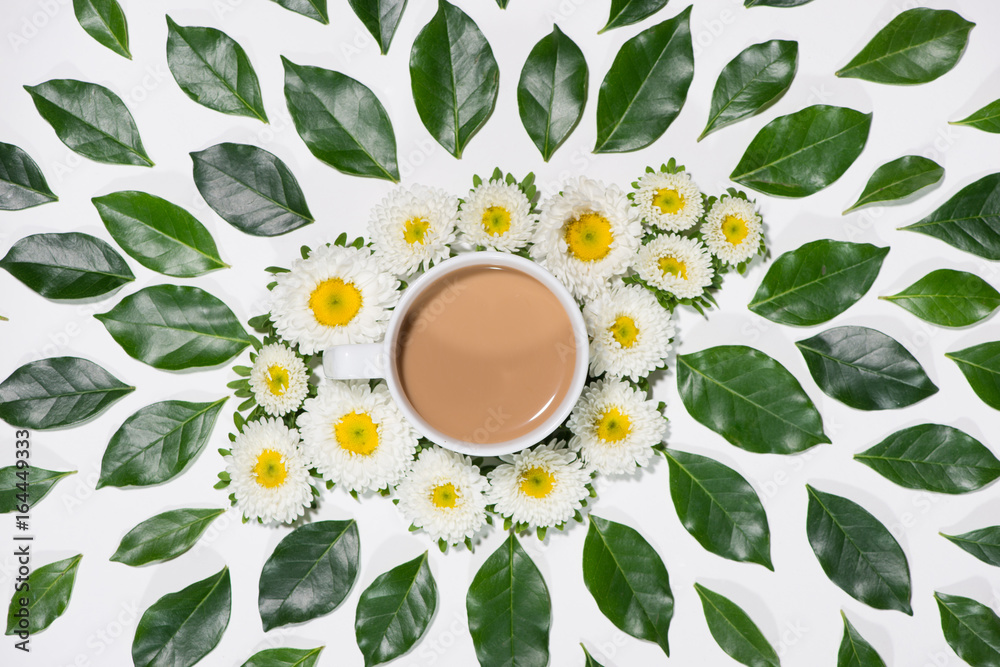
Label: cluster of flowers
xmin=216 ymin=163 xmax=767 ymax=549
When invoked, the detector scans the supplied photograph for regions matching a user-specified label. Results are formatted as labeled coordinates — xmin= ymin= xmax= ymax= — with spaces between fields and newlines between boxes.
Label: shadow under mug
xmin=322 ymin=252 xmax=590 ymax=457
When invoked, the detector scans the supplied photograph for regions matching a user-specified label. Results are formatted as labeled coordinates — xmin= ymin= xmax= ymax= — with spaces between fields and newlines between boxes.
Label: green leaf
xmin=0 ymin=467 xmax=75 ymax=513
xmin=409 ymin=0 xmax=499 ymax=158
xmin=953 ymin=99 xmax=1000 ymax=134
xmin=92 ymin=191 xmax=228 ymax=277
xmin=694 ymin=583 xmax=780 ymax=667
xmin=259 ymin=520 xmax=360 ymax=631
xmin=0 ymin=232 xmax=134 ymax=299
xmin=844 ymin=155 xmax=944 ymax=213
xmin=901 ymin=172 xmax=1000 ymax=260
xmin=355 ymin=552 xmax=436 ymax=666
xmin=838 ymin=611 xmax=887 ymax=667
xmin=795 ymin=326 xmax=938 ymax=411
xmin=111 ymin=508 xmax=227 ymax=566
xmin=677 ymin=345 xmax=829 ymax=455
xmin=0 ymin=357 xmax=133 ymax=430
xmin=0 ymin=142 xmax=57 ymax=210
xmin=467 ymin=533 xmax=550 ymax=667
xmin=95 ymin=285 xmax=252 ymax=370
xmin=582 ymin=644 xmax=607 ymax=667
xmin=132 ymin=566 xmax=231 ymax=667
xmin=348 ymin=0 xmax=408 ymax=55
xmin=700 ymin=40 xmax=798 ymax=141
xmin=881 ymin=269 xmax=1000 ymax=327
xmin=600 ymin=0 xmax=670 ymax=33
xmin=837 ymin=8 xmax=975 ymax=85
xmin=731 ymin=105 xmax=872 ymax=197
xmin=745 ymin=0 xmax=814 ymax=6
xmin=748 ymin=240 xmax=888 ymax=326
xmin=805 ymin=485 xmax=912 ymax=615
xmin=936 ymin=591 xmax=1000 ymax=665
xmin=942 ymin=526 xmax=1000 ymax=568
xmin=283 ymin=58 xmax=399 ymax=181
xmin=517 ymin=25 xmax=588 ymax=162
xmin=583 ymin=515 xmax=673 ymax=655
xmin=166 ymin=17 xmax=268 ymax=122
xmin=5 ymin=555 xmax=82 ymax=636
xmin=948 ymin=341 xmax=1000 ymax=411
xmin=269 ymin=0 xmax=328 ymax=23
xmin=664 ymin=449 xmax=772 ymax=569
xmin=98 ymin=398 xmax=228 ymax=488
xmin=241 ymin=646 xmax=325 ymax=667
xmin=594 ymin=6 xmax=693 ymax=153
xmin=73 ymin=0 xmax=130 ymax=59
xmin=191 ymin=143 xmax=313 ymax=237
xmin=855 ymin=424 xmax=1000 ymax=495
xmin=24 ymin=79 xmax=152 ymax=167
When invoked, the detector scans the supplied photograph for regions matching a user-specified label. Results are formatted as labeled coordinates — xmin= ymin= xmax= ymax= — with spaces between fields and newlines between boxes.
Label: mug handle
xmin=323 ymin=344 xmax=386 ymax=379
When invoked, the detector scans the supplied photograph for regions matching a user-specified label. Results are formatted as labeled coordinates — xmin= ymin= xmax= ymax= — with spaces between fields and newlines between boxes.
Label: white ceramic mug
xmin=322 ymin=251 xmax=589 ymax=457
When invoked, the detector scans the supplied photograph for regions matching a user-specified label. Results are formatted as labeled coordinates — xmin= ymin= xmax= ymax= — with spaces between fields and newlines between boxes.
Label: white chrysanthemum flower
xmin=269 ymin=244 xmax=399 ymax=356
xmin=584 ymin=283 xmax=675 ymax=381
xmin=568 ymin=379 xmax=667 ymax=475
xmin=486 ymin=440 xmax=591 ymax=530
xmin=457 ymin=180 xmax=538 ymax=252
xmin=248 ymin=344 xmax=309 ymax=416
xmin=530 ymin=177 xmax=641 ymax=300
xmin=226 ymin=419 xmax=313 ymax=524
xmin=298 ymin=380 xmax=418 ymax=493
xmin=702 ymin=196 xmax=763 ymax=266
xmin=635 ymin=234 xmax=715 ymax=300
xmin=395 ymin=447 xmax=489 ymax=545
xmin=633 ymin=170 xmax=705 ymax=231
xmin=369 ymin=184 xmax=458 ymax=277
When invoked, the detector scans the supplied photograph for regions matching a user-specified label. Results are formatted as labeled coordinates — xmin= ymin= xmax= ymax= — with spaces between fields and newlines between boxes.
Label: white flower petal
xmin=584 ymin=283 xmax=675 ymax=381
xmin=395 ymin=447 xmax=489 ymax=545
xmin=457 ymin=180 xmax=538 ymax=252
xmin=249 ymin=344 xmax=310 ymax=416
xmin=633 ymin=170 xmax=705 ymax=231
xmin=702 ymin=196 xmax=763 ymax=266
xmin=635 ymin=234 xmax=715 ymax=300
xmin=369 ymin=184 xmax=458 ymax=277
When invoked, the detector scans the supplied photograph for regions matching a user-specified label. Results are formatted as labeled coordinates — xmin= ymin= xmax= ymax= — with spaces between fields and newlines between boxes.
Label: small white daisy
xmin=226 ymin=418 xmax=314 ymax=524
xmin=369 ymin=184 xmax=458 ymax=277
xmin=248 ymin=344 xmax=309 ymax=417
xmin=635 ymin=234 xmax=715 ymax=300
xmin=633 ymin=170 xmax=705 ymax=232
xmin=530 ymin=177 xmax=641 ymax=301
xmin=584 ymin=283 xmax=675 ymax=381
xmin=269 ymin=244 xmax=399 ymax=356
xmin=298 ymin=380 xmax=418 ymax=494
xmin=568 ymin=379 xmax=667 ymax=475
xmin=457 ymin=179 xmax=538 ymax=252
xmin=702 ymin=196 xmax=763 ymax=266
xmin=395 ymin=447 xmax=489 ymax=545
xmin=487 ymin=439 xmax=591 ymax=530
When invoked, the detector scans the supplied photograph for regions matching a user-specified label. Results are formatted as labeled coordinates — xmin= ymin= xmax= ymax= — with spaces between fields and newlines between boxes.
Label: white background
xmin=2 ymin=0 xmax=1000 ymax=665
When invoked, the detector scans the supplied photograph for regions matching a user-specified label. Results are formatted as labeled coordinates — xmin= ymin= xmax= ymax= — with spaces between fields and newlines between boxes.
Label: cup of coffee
xmin=322 ymin=252 xmax=589 ymax=457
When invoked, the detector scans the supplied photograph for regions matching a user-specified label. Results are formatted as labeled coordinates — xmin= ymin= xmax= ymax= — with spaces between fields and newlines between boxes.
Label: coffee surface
xmin=396 ymin=265 xmax=577 ymax=445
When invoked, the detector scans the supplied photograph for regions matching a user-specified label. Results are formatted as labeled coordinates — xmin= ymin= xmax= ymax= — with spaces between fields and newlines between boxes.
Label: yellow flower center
xmin=403 ymin=216 xmax=431 ymax=245
xmin=266 ymin=364 xmax=290 ymax=396
xmin=565 ymin=212 xmax=614 ymax=262
xmin=722 ymin=214 xmax=749 ymax=245
xmin=481 ymin=206 xmax=512 ymax=236
xmin=610 ymin=315 xmax=639 ymax=348
xmin=519 ymin=466 xmax=556 ymax=499
xmin=596 ymin=407 xmax=632 ymax=442
xmin=652 ymin=188 xmax=685 ymax=215
xmin=430 ymin=482 xmax=460 ymax=509
xmin=253 ymin=449 xmax=287 ymax=489
xmin=309 ymin=278 xmax=363 ymax=327
xmin=658 ymin=255 xmax=688 ymax=279
xmin=334 ymin=412 xmax=379 ymax=456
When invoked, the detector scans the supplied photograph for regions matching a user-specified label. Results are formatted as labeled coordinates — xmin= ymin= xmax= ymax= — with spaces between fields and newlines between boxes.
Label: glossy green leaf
xmin=410 ymin=0 xmax=499 ymax=158
xmin=259 ymin=520 xmax=360 ymax=631
xmin=881 ymin=269 xmax=1000 ymax=328
xmin=283 ymin=58 xmax=399 ymax=181
xmin=947 ymin=341 xmax=1000 ymax=411
xmin=496 ymin=0 xmax=508 ymax=7
xmin=700 ymin=40 xmax=798 ymax=141
xmin=677 ymin=345 xmax=829 ymax=455
xmin=517 ymin=25 xmax=588 ymax=162
xmin=241 ymin=646 xmax=325 ymax=667
xmin=467 ymin=533 xmax=550 ymax=667
xmin=95 ymin=285 xmax=252 ymax=370
xmin=132 ymin=566 xmax=231 ymax=667
xmin=111 ymin=508 xmax=227 ymax=566
xmin=601 ymin=0 xmax=670 ymax=33
xmin=582 ymin=644 xmax=607 ymax=667
xmin=953 ymin=99 xmax=1000 ymax=134
xmin=844 ymin=156 xmax=944 ymax=213
xmin=73 ymin=0 xmax=130 ymax=59
xmin=269 ymin=0 xmax=328 ymax=23
xmin=191 ymin=143 xmax=313 ymax=237
xmin=5 ymin=555 xmax=81 ymax=636
xmin=936 ymin=592 xmax=1000 ymax=665
xmin=24 ymin=79 xmax=152 ymax=167
xmin=0 ymin=142 xmax=57 ymax=210
xmin=902 ymin=173 xmax=1000 ymax=260
xmin=98 ymin=398 xmax=228 ymax=489
xmin=856 ymin=424 xmax=1000 ymax=495
xmin=348 ymin=0 xmax=408 ymax=55
xmin=355 ymin=552 xmax=436 ymax=666
xmin=1 ymin=232 xmax=134 ymax=299
xmin=942 ymin=526 xmax=1000 ymax=568
xmin=837 ymin=8 xmax=975 ymax=85
xmin=594 ymin=6 xmax=693 ymax=153
xmin=748 ymin=240 xmax=888 ymax=326
xmin=838 ymin=612 xmax=887 ymax=667
xmin=805 ymin=485 xmax=912 ymax=614
xmin=664 ymin=449 xmax=772 ymax=569
xmin=745 ymin=0 xmax=814 ymax=6
xmin=796 ymin=326 xmax=938 ymax=411
xmin=0 ymin=467 xmax=75 ymax=513
xmin=731 ymin=105 xmax=872 ymax=197
xmin=0 ymin=357 xmax=133 ymax=430
xmin=694 ymin=583 xmax=780 ymax=667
